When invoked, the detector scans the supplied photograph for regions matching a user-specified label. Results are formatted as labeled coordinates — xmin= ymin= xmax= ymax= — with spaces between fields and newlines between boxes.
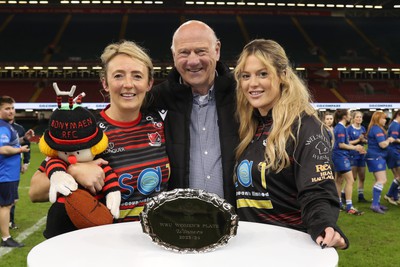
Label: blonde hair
xmin=350 ymin=110 xmax=363 ymax=125
xmin=100 ymin=40 xmax=154 ymax=85
xmin=234 ymin=39 xmax=319 ymax=172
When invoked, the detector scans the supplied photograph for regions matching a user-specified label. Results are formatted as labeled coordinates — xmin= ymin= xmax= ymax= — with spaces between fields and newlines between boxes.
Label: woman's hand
xmin=315 ymin=227 xmax=348 ymax=250
xmin=67 ymin=158 xmax=108 ymax=195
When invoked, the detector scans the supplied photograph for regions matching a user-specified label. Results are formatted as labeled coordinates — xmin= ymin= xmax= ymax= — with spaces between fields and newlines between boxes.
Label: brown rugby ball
xmin=65 ymin=189 xmax=113 ymax=229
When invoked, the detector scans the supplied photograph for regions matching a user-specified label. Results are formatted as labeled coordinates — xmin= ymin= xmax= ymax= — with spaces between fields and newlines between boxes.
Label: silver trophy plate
xmin=140 ymin=188 xmax=238 ymax=253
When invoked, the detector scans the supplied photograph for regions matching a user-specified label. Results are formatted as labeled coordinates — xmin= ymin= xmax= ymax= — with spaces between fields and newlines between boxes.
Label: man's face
xmin=0 ymin=102 xmax=15 ymax=122
xmin=172 ymin=22 xmax=220 ymax=95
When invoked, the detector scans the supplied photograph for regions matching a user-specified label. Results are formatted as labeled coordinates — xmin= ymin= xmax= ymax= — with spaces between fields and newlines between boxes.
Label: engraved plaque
xmin=140 ymin=188 xmax=238 ymax=253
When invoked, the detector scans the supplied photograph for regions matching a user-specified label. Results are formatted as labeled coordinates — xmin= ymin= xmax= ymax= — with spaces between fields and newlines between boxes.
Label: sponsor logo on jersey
xmin=104 ymin=142 xmax=125 ymax=154
xmin=146 ymin=115 xmax=163 ymax=129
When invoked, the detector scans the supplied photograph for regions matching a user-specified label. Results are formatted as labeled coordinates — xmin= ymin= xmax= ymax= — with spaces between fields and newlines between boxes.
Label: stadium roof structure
xmin=1 ymin=0 xmax=399 ymax=17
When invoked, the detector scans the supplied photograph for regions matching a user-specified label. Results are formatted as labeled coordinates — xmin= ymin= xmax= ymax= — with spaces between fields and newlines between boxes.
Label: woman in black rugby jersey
xmin=233 ymin=39 xmax=348 ymax=249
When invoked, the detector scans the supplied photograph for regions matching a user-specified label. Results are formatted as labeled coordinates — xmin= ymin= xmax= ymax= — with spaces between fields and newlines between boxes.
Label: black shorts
xmin=0 ymin=181 xmax=19 ymax=206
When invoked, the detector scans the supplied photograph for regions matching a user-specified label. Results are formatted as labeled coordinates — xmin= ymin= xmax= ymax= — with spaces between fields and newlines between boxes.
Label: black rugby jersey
xmin=235 ymin=112 xmax=343 ymax=241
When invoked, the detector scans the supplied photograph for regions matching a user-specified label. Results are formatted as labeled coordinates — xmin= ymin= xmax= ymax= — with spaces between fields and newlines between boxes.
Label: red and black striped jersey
xmin=97 ymin=108 xmax=170 ymax=222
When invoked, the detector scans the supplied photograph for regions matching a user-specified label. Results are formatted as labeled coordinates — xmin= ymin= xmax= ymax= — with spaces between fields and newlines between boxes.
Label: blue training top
xmin=347 ymin=124 xmax=366 ymax=160
xmin=367 ymin=125 xmax=388 ymax=159
xmin=0 ymin=119 xmax=21 ymax=182
xmin=388 ymin=120 xmax=400 ymax=151
xmin=333 ymin=123 xmax=350 ymax=158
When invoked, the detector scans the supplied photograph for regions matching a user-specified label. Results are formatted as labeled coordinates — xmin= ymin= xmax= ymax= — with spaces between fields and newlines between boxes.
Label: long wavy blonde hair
xmin=234 ymin=39 xmax=318 ymax=172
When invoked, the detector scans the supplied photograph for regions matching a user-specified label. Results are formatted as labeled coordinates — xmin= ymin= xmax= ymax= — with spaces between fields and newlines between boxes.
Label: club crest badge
xmin=148 ymin=132 xmax=161 ymax=147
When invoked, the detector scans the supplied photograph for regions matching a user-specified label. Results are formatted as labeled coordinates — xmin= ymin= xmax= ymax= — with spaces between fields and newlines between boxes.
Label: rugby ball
xmin=65 ymin=189 xmax=113 ymax=229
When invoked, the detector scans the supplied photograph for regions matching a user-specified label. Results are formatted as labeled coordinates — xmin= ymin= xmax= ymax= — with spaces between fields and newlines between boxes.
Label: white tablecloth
xmin=27 ymin=221 xmax=338 ymax=267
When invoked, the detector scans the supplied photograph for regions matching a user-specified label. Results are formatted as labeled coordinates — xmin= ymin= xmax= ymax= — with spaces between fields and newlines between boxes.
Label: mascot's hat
xmin=44 ymin=106 xmax=103 ymax=152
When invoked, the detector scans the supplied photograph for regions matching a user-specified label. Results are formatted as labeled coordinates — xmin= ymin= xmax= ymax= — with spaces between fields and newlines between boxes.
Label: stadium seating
xmin=0 ymin=81 xmax=38 ymax=102
xmin=0 ymin=13 xmax=64 ymax=62
xmin=337 ymin=80 xmax=400 ymax=102
xmin=1 ymin=10 xmax=399 ymax=105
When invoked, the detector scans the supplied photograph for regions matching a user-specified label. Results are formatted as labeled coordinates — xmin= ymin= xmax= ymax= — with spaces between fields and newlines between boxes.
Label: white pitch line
xmin=0 ymin=216 xmax=47 ymax=257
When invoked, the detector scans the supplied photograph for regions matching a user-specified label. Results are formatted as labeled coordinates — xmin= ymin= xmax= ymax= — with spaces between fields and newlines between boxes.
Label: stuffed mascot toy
xmin=39 ymin=83 xmax=121 ymax=237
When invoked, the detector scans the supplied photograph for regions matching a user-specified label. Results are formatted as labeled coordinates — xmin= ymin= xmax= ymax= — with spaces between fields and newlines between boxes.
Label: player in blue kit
xmin=0 ymin=96 xmax=30 ymax=247
xmin=332 ymin=109 xmax=366 ymax=215
xmin=347 ymin=111 xmax=368 ymax=202
xmin=366 ymin=111 xmax=394 ymax=214
xmin=384 ymin=110 xmax=400 ymax=205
